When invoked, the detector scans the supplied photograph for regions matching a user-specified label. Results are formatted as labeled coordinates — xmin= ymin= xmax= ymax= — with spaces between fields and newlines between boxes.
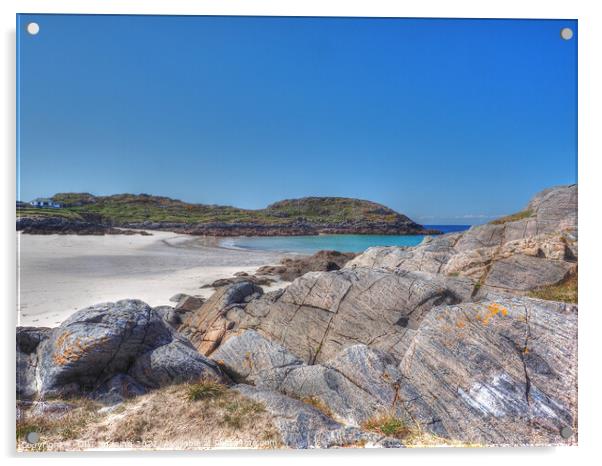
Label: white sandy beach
xmin=17 ymin=231 xmax=288 ymax=327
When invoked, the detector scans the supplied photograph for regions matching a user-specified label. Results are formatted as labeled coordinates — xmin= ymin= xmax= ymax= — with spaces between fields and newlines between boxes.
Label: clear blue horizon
xmin=17 ymin=15 xmax=577 ymax=225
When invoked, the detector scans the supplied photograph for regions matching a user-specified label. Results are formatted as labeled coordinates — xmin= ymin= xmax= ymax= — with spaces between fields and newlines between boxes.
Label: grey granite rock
xmin=129 ymin=337 xmax=223 ymax=389
xmin=213 ymin=331 xmax=421 ymax=427
xmin=17 ymin=327 xmax=51 ymax=399
xmin=28 ymin=299 xmax=224 ymax=398
xmin=399 ymin=296 xmax=577 ymax=445
xmin=179 ymin=281 xmax=264 ymax=354
xmin=36 ymin=300 xmax=170 ymax=397
xmin=29 ymin=401 xmax=77 ymax=419
xmin=93 ymin=374 xmax=147 ymax=405
xmin=277 ymin=345 xmax=406 ymax=426
xmin=233 ymin=268 xmax=474 ymax=364
xmin=483 ymin=254 xmax=573 ymax=291
xmin=210 ymin=330 xmax=303 ymax=387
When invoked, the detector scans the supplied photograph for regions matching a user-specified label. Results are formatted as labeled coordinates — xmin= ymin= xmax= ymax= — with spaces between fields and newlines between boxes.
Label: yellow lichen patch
xmin=477 ymin=303 xmax=510 ymax=326
xmin=455 ymin=320 xmax=465 ymax=329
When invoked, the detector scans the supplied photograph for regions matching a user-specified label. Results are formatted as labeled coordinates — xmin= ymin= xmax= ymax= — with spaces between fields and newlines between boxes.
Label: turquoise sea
xmin=219 ymin=225 xmax=471 ymax=254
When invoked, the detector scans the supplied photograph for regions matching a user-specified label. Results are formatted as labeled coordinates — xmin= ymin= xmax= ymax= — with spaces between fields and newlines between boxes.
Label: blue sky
xmin=17 ymin=15 xmax=577 ymax=224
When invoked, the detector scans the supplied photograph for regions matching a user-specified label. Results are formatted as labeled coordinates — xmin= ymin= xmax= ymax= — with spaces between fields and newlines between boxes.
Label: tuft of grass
xmin=17 ymin=384 xmax=281 ymax=451
xmin=489 ymin=209 xmax=533 ymax=225
xmin=301 ymin=396 xmax=334 ymax=418
xmin=361 ymin=414 xmax=480 ymax=447
xmin=108 ymin=416 xmax=150 ymax=443
xmin=529 ymin=271 xmax=577 ymax=303
xmin=221 ymin=399 xmax=266 ymax=429
xmin=187 ymin=381 xmax=227 ymax=401
xmin=362 ymin=415 xmax=410 ymax=438
xmin=16 ymin=398 xmax=102 ymax=450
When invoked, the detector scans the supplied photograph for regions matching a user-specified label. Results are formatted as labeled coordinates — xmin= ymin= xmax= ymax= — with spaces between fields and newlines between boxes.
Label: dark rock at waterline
xmin=174 ymin=295 xmax=205 ymax=312
xmin=255 ymin=250 xmax=357 ymax=282
xmin=119 ymin=221 xmax=441 ymax=237
xmin=201 ymin=275 xmax=275 ymax=289
xmin=16 ymin=216 xmax=151 ymax=236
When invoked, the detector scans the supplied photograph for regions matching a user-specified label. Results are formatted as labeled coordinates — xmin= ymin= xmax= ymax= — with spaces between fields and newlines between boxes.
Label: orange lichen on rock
xmin=52 ymin=332 xmax=103 ymax=366
xmin=474 ymin=303 xmax=510 ymax=326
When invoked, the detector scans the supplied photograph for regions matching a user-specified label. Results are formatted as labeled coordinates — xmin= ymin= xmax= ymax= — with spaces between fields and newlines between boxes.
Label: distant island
xmin=16 ymin=193 xmax=440 ymax=236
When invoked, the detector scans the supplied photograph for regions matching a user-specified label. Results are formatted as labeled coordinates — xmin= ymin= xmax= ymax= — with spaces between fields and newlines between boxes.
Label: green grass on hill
xmin=16 ymin=208 xmax=85 ymax=221
xmin=19 ymin=193 xmax=416 ymax=227
xmin=489 ymin=209 xmax=534 ymax=225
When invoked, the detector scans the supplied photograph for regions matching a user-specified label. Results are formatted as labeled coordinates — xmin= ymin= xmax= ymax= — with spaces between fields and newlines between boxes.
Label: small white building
xmin=29 ymin=198 xmax=64 ymax=209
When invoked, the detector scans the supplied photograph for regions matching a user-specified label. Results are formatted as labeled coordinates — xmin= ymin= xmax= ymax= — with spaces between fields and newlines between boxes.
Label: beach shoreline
xmin=17 ymin=231 xmax=289 ymax=327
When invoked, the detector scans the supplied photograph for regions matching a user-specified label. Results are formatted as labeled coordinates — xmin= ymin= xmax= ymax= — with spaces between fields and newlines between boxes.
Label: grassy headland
xmin=18 ymin=193 xmax=438 ymax=236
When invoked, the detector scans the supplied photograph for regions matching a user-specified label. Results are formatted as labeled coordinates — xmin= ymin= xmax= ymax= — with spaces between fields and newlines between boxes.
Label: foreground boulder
xmin=20 ymin=299 xmax=224 ymax=399
xmin=399 ymin=296 xmax=577 ymax=445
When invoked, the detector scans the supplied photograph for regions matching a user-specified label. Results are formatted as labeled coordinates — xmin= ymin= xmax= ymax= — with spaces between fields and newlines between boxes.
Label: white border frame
xmin=3 ymin=1 xmax=600 ymax=464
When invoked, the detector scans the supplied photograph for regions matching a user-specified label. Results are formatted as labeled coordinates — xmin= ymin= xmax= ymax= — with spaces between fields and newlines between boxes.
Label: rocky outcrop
xmin=176 ymin=186 xmax=578 ymax=446
xmin=347 ymin=185 xmax=577 ymax=296
xmin=18 ymin=300 xmax=224 ymax=400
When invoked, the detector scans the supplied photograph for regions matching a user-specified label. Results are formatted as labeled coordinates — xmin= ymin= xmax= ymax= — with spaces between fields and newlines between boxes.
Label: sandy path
xmin=17 ymin=231 xmax=287 ymax=327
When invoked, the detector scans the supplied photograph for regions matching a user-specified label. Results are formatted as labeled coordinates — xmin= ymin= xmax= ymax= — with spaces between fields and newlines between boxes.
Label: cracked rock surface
xmin=186 ymin=268 xmax=475 ymax=364
xmin=399 ymin=296 xmax=577 ymax=445
xmin=233 ymin=384 xmax=403 ymax=448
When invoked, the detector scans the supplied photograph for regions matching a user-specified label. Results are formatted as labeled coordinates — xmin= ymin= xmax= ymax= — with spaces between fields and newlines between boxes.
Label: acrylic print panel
xmin=16 ymin=14 xmax=577 ymax=451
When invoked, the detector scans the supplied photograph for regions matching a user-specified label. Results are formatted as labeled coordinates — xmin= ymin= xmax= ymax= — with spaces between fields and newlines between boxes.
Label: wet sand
xmin=17 ymin=231 xmax=287 ymax=327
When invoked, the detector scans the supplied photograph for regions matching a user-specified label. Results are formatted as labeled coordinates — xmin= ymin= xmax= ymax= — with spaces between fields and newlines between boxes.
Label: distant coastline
xmin=16 ymin=193 xmax=442 ymax=237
